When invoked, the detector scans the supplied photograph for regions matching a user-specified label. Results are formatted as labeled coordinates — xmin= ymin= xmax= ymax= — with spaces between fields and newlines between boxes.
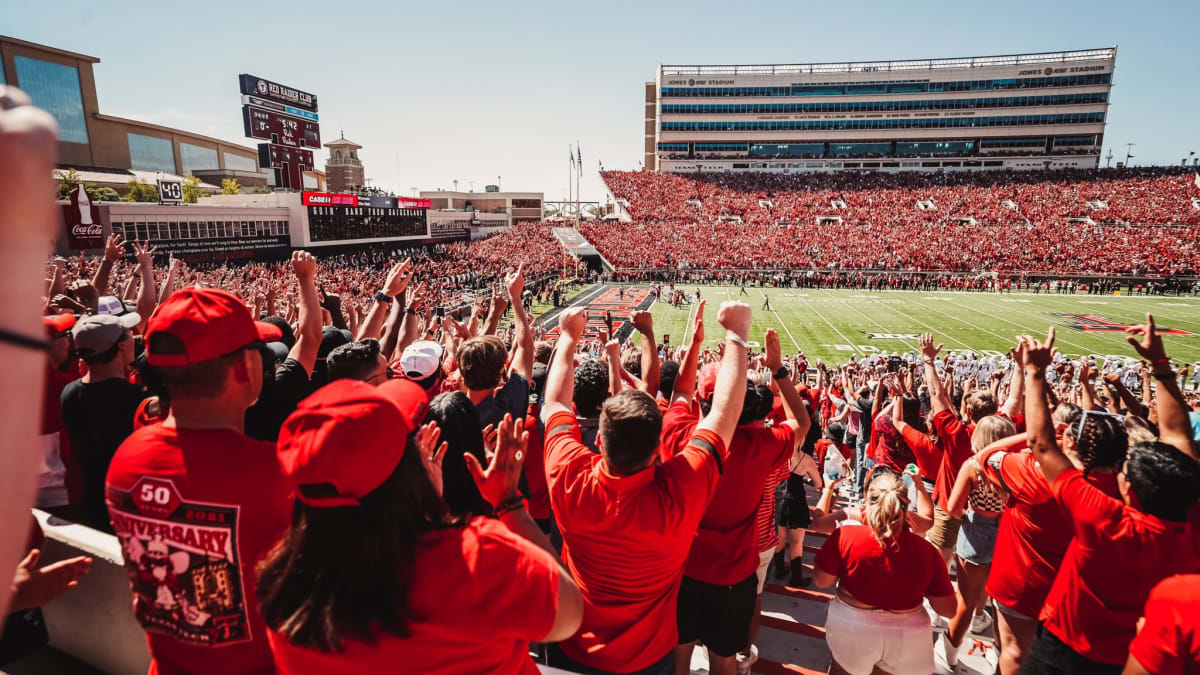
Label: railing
xmin=609 ymin=267 xmax=1198 ymax=283
xmin=660 ymin=48 xmax=1117 ymax=77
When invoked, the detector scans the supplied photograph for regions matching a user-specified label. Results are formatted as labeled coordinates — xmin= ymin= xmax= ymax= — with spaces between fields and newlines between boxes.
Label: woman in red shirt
xmin=813 ymin=469 xmax=956 ymax=675
xmin=259 ymin=382 xmax=582 ymax=674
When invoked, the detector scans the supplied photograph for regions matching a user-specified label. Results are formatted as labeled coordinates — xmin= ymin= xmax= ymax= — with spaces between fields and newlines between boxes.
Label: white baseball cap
xmin=396 ymin=340 xmax=443 ymax=380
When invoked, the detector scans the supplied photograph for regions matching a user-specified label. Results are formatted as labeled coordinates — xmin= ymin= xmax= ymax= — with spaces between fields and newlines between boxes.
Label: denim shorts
xmin=956 ymin=510 xmax=1000 ymax=565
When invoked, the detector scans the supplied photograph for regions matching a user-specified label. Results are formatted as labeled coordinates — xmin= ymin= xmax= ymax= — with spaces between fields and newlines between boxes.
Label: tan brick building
xmin=323 ymin=135 xmax=364 ymax=192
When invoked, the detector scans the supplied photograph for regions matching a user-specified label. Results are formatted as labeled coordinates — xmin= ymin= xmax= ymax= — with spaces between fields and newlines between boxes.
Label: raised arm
xmin=764 ymin=328 xmax=810 ymax=450
xmin=288 ymin=251 xmax=322 ymax=375
xmin=1126 ymin=314 xmax=1195 ymax=458
xmin=630 ymin=311 xmax=659 ymax=397
xmin=695 ymin=302 xmax=751 ymax=450
xmin=359 ymin=259 xmax=412 ymax=341
xmin=1021 ymin=328 xmax=1074 ymax=483
xmin=91 ymin=234 xmax=123 ymax=295
xmin=671 ymin=300 xmax=704 ymax=406
xmin=1078 ymin=356 xmax=1099 ymax=411
xmin=505 ymin=265 xmax=533 ymax=383
xmin=920 ymin=333 xmax=952 ymax=413
xmin=541 ymin=307 xmax=586 ymax=421
xmin=602 ymin=332 xmax=623 ymax=398
xmin=131 ymin=241 xmax=157 ymax=333
xmin=157 ymin=256 xmax=182 ymax=306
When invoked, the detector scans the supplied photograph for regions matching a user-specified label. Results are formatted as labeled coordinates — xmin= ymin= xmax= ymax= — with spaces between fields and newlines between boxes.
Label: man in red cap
xmin=38 ymin=314 xmax=80 ymax=518
xmin=105 ymin=287 xmax=289 ymax=675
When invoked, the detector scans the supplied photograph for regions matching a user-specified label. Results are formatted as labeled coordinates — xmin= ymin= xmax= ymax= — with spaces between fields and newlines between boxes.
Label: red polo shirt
xmin=545 ymin=409 xmax=726 ymax=673
xmin=1127 ymin=574 xmax=1200 ymax=675
xmin=814 ymin=523 xmax=953 ymax=611
xmin=661 ymin=401 xmax=796 ymax=584
xmin=1040 ymin=469 xmax=1197 ymax=665
xmin=105 ymin=425 xmax=291 ymax=675
xmin=266 ymin=517 xmax=559 ymax=675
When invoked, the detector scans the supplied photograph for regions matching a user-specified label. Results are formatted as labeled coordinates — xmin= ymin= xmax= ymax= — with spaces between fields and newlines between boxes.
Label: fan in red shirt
xmin=105 ymin=287 xmax=290 ymax=675
xmin=1016 ymin=321 xmax=1200 ymax=674
xmin=261 ymin=379 xmax=582 ymax=675
xmin=1124 ymin=574 xmax=1200 ymax=675
xmin=813 ymin=469 xmax=956 ymax=675
xmin=540 ymin=302 xmax=752 ymax=675
xmin=660 ymin=328 xmax=809 ymax=675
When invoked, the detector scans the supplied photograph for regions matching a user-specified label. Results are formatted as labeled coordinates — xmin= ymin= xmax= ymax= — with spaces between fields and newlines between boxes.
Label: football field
xmin=642 ymin=285 xmax=1200 ymax=366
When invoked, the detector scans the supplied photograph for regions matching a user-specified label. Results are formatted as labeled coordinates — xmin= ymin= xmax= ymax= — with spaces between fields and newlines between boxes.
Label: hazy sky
xmin=9 ymin=0 xmax=1199 ymax=200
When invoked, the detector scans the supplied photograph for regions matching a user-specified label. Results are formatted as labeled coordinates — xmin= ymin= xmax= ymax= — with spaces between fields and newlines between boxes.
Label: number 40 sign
xmin=158 ymin=179 xmax=183 ymax=203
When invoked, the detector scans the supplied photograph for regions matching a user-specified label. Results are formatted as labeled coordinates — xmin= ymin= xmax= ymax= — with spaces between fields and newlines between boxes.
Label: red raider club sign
xmin=1055 ymin=313 xmax=1193 ymax=336
xmin=64 ymin=183 xmax=104 ymax=249
xmin=107 ymin=476 xmax=252 ymax=647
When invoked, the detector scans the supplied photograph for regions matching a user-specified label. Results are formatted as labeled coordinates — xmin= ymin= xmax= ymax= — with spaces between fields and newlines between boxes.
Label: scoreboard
xmin=242 ymin=105 xmax=321 ymax=148
xmin=239 ymin=74 xmax=320 ymax=190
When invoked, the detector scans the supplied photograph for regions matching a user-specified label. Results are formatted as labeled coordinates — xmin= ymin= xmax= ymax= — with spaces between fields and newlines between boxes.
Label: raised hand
xmin=103 ymin=234 xmax=126 ymax=262
xmin=1021 ymin=327 xmax=1057 ymax=370
xmin=463 ymin=413 xmax=528 ymax=508
xmin=559 ymin=307 xmax=587 ymax=340
xmin=415 ymin=421 xmax=448 ymax=497
xmin=919 ymin=332 xmax=943 ymax=361
xmin=764 ymin=328 xmax=783 ymax=371
xmin=690 ymin=298 xmax=705 ymax=344
xmin=716 ymin=300 xmax=751 ymax=341
xmin=630 ymin=310 xmax=653 ymax=336
xmin=132 ymin=241 xmax=156 ymax=267
xmin=382 ymin=258 xmax=414 ymax=298
xmin=504 ymin=263 xmax=525 ymax=300
xmin=68 ymin=279 xmax=99 ymax=309
xmin=290 ymin=250 xmax=317 ymax=282
xmin=1124 ymin=313 xmax=1169 ymax=365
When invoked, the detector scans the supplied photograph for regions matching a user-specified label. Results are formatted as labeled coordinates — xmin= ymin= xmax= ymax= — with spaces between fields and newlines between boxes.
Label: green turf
xmin=645 ymin=285 xmax=1200 ymax=365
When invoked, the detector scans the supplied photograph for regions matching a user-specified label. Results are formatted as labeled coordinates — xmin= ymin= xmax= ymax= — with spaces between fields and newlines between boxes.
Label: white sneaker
xmin=939 ymin=632 xmax=959 ymax=668
xmin=971 ymin=609 xmax=993 ymax=636
xmin=736 ymin=644 xmax=758 ymax=675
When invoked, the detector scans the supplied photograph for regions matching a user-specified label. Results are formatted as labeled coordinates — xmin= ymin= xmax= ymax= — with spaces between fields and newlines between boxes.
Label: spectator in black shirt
xmin=455 ymin=265 xmax=533 ymax=429
xmin=245 ymin=252 xmax=322 ymax=442
xmin=60 ymin=313 xmax=145 ymax=531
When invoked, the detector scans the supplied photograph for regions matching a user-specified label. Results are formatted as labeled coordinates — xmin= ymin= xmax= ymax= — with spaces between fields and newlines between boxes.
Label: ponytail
xmin=864 ymin=471 xmax=907 ymax=549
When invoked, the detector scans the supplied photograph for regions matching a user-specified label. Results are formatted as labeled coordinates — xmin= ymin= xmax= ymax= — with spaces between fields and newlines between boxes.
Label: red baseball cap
xmin=145 ymin=287 xmax=282 ymax=367
xmin=43 ymin=314 xmax=76 ymax=337
xmin=276 ymin=379 xmax=419 ymax=508
xmin=376 ymin=378 xmax=431 ymax=429
xmin=698 ymin=362 xmax=721 ymax=400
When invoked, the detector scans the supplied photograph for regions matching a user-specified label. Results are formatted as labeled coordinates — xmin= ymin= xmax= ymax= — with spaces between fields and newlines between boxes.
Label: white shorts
xmin=755 ymin=548 xmax=774 ymax=595
xmin=824 ymin=596 xmax=935 ymax=675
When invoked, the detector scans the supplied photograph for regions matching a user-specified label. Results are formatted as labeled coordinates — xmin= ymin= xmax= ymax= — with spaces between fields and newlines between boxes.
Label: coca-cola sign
xmin=64 ymin=184 xmax=105 ymax=249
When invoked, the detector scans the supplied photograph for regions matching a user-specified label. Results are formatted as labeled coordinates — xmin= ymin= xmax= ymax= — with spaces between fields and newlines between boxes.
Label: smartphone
xmin=435 ymin=306 xmax=445 ymax=318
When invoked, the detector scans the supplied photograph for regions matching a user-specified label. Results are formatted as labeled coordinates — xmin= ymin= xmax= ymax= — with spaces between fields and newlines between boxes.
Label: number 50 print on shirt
xmin=108 ymin=476 xmax=251 ymax=647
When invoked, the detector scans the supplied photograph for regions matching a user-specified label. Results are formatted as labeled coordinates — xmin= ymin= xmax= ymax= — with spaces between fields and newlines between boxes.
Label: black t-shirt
xmin=475 ymin=373 xmax=530 ymax=431
xmin=245 ymin=358 xmax=312 ymax=442
xmin=856 ymin=396 xmax=874 ymax=442
xmin=60 ymin=377 xmax=146 ymax=531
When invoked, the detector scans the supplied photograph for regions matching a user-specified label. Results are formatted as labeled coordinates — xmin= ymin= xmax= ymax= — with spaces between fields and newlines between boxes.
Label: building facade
xmin=323 ymin=136 xmax=365 ymax=192
xmin=420 ymin=190 xmax=544 ymax=229
xmin=646 ymin=48 xmax=1115 ymax=173
xmin=0 ymin=35 xmax=266 ymax=185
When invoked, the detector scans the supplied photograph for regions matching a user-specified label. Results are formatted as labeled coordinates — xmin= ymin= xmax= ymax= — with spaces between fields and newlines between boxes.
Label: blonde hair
xmin=864 ymin=471 xmax=908 ymax=548
xmin=971 ymin=415 xmax=1018 ymax=452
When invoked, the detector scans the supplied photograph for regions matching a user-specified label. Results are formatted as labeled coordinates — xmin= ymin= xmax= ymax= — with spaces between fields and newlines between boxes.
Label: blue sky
xmin=8 ymin=0 xmax=1198 ymax=200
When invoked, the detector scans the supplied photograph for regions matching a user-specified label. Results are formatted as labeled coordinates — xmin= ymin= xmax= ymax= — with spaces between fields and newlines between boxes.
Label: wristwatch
xmin=374 ymin=291 xmax=392 ymax=304
xmin=773 ymin=366 xmax=790 ymax=381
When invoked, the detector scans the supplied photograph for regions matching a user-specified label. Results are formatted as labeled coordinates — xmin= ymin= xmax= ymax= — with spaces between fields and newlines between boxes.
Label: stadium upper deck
xmin=645 ymin=48 xmax=1116 ymax=173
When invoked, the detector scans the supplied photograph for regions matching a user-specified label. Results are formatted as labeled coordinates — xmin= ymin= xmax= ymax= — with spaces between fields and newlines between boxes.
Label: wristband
xmin=773 ymin=366 xmax=790 ymax=381
xmin=494 ymin=495 xmax=526 ymax=516
xmin=726 ymin=332 xmax=749 ymax=349
xmin=374 ymin=291 xmax=392 ymax=304
xmin=1151 ymin=370 xmax=1175 ymax=380
xmin=0 ymin=326 xmax=50 ymax=352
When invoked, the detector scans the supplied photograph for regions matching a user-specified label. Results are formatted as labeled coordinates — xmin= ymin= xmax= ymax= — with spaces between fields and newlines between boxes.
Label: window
xmin=128 ymin=133 xmax=176 ymax=173
xmin=981 ymin=138 xmax=1047 ymax=149
xmin=659 ymin=93 xmax=1107 ymax=115
xmin=656 ymin=143 xmax=689 ymax=152
xmin=659 ymin=73 xmax=1112 ymax=98
xmin=14 ymin=56 xmax=88 ymax=143
xmin=1053 ymin=135 xmax=1098 ymax=146
xmin=659 ymin=112 xmax=1104 ymax=132
xmin=224 ymin=152 xmax=258 ymax=172
xmin=180 ymin=143 xmax=219 ymax=175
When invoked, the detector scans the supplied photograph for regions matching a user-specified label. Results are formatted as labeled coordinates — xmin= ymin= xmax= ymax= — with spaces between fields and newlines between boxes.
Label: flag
xmin=569 ymin=146 xmax=575 ymax=168
xmin=576 ymin=142 xmax=582 ymax=172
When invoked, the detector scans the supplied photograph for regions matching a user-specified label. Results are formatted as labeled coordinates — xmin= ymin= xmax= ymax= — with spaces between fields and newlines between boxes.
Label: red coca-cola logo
xmin=71 ymin=223 xmax=103 ymax=237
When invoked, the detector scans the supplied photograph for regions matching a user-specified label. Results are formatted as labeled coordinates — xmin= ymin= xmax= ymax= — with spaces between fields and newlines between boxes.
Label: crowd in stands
xmin=4 ymin=84 xmax=1200 ymax=675
xmin=601 ymin=167 xmax=1200 ymax=228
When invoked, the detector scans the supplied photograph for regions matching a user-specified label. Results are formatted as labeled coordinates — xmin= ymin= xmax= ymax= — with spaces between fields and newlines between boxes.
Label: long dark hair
xmin=256 ymin=438 xmax=450 ymax=652
xmin=425 ymin=392 xmax=492 ymax=518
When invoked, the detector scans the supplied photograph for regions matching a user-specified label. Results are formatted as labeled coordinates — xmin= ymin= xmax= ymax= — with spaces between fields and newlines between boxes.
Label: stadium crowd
xmin=3 ymin=85 xmax=1200 ymax=675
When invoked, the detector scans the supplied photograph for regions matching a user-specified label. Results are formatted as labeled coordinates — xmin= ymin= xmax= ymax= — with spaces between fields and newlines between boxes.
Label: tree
xmin=57 ymin=168 xmax=83 ymax=199
xmin=182 ymin=175 xmax=203 ymax=204
xmin=221 ymin=178 xmax=241 ymax=195
xmin=57 ymin=169 xmax=120 ymax=202
xmin=123 ymin=178 xmax=160 ymax=202
xmin=90 ymin=186 xmax=121 ymax=202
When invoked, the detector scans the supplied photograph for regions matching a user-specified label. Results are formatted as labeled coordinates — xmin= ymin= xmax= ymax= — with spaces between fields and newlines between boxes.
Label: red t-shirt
xmin=1040 ymin=469 xmax=1197 ymax=665
xmin=898 ymin=424 xmax=942 ymax=483
xmin=984 ymin=450 xmax=1121 ymax=617
xmin=105 ymin=424 xmax=291 ymax=675
xmin=814 ymin=523 xmax=953 ymax=611
xmin=931 ymin=410 xmax=975 ymax=510
xmin=1127 ymin=574 xmax=1200 ymax=675
xmin=815 ymin=438 xmax=852 ymax=476
xmin=266 ymin=517 xmax=559 ymax=675
xmin=523 ymin=407 xmax=551 ymax=520
xmin=545 ymin=409 xmax=726 ymax=673
xmin=756 ymin=461 xmax=791 ymax=552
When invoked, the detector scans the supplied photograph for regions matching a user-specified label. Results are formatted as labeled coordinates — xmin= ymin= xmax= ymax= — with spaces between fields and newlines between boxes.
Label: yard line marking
xmin=906 ymin=297 xmax=1025 ymax=348
xmin=873 ymin=293 xmax=974 ymax=350
xmin=817 ymin=289 xmax=918 ymax=352
xmin=762 ymin=289 xmax=817 ymax=353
